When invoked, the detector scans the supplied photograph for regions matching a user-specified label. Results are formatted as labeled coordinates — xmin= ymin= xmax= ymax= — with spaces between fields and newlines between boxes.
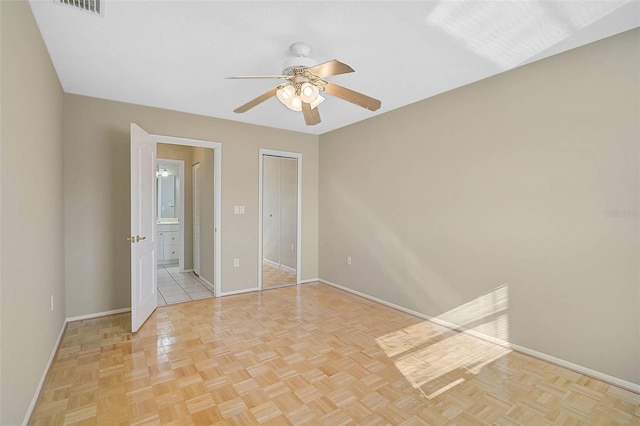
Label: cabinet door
xmin=163 ymin=246 xmax=179 ymax=260
xmin=163 ymin=231 xmax=179 ymax=247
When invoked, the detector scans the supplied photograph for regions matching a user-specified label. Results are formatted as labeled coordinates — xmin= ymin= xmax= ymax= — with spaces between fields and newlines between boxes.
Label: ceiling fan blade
xmin=323 ymin=82 xmax=381 ymax=111
xmin=305 ymin=60 xmax=355 ymax=78
xmin=302 ymin=102 xmax=321 ymax=125
xmin=233 ymin=87 xmax=279 ymax=113
xmin=226 ymin=75 xmax=290 ymax=80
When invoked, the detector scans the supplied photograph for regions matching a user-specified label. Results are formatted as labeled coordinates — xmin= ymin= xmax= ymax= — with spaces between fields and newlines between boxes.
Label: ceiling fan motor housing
xmin=282 ymin=42 xmax=317 ymax=75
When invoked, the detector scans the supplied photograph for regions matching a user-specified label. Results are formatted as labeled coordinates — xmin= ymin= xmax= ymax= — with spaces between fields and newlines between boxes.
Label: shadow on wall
xmin=375 ymin=284 xmax=510 ymax=399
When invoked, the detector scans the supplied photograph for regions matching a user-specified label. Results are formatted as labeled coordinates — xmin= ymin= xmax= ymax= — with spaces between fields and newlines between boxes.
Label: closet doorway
xmin=259 ymin=149 xmax=302 ymax=289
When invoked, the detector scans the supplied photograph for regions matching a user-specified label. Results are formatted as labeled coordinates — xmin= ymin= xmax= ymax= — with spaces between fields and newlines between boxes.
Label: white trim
xmin=318 ymin=278 xmax=640 ymax=394
xmin=263 ymin=257 xmax=296 ymax=274
xmin=156 ymin=158 xmax=185 ymax=272
xmin=22 ymin=320 xmax=67 ymax=426
xmin=279 ymin=264 xmax=296 ymax=274
xmin=152 ymin=133 xmax=222 ymax=297
xmin=258 ymin=149 xmax=302 ymax=290
xmin=66 ymin=307 xmax=132 ymax=323
xmin=299 ymin=278 xmax=319 ymax=284
xmin=195 ymin=275 xmax=215 ymax=293
xmin=509 ymin=344 xmax=640 ymax=393
xmin=263 ymin=258 xmax=279 ymax=268
xmin=219 ymin=287 xmax=260 ymax=297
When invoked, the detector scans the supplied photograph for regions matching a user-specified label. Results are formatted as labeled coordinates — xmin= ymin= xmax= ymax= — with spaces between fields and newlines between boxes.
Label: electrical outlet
xmin=291 ymin=243 xmax=295 ymax=251
xmin=346 ymin=256 xmax=352 ymax=266
xmin=51 ymin=295 xmax=54 ymax=311
xmin=234 ymin=258 xmax=240 ymax=267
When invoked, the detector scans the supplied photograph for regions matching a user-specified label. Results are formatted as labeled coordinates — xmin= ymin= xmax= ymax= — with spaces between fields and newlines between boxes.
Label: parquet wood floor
xmin=30 ymin=283 xmax=640 ymax=425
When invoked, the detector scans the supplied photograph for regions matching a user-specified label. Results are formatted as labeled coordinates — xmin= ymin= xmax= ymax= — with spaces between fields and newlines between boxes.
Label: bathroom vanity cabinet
xmin=157 ymin=223 xmax=180 ymax=263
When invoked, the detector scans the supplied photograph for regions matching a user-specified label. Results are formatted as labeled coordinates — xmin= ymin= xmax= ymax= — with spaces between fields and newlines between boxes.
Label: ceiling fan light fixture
xmin=300 ymin=82 xmax=319 ymax=103
xmin=289 ymin=96 xmax=303 ymax=112
xmin=310 ymin=94 xmax=325 ymax=110
xmin=276 ymin=84 xmax=295 ymax=106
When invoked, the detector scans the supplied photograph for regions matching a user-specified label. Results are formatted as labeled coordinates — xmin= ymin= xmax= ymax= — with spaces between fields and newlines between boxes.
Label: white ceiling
xmin=29 ymin=1 xmax=640 ymax=135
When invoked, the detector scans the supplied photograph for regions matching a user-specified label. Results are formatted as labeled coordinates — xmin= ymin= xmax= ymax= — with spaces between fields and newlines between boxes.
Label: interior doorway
xmin=258 ymin=149 xmax=302 ymax=290
xmin=155 ymin=143 xmax=218 ymax=304
xmin=130 ymin=125 xmax=222 ymax=331
xmin=156 ymin=158 xmax=184 ymax=270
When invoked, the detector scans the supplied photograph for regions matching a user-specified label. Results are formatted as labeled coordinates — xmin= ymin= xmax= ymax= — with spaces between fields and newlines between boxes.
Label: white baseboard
xmin=263 ymin=258 xmax=279 ymax=268
xmin=509 ymin=343 xmax=640 ymax=393
xmin=263 ymin=258 xmax=296 ymax=274
xmin=66 ymin=307 xmax=131 ymax=323
xmin=280 ymin=264 xmax=296 ymax=274
xmin=195 ymin=275 xmax=215 ymax=293
xmin=299 ymin=278 xmax=319 ymax=284
xmin=318 ymin=278 xmax=640 ymax=394
xmin=219 ymin=287 xmax=260 ymax=297
xmin=22 ymin=320 xmax=67 ymax=426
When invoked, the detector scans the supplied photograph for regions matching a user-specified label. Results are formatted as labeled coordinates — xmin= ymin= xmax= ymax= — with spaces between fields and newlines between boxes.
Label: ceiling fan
xmin=228 ymin=42 xmax=381 ymax=126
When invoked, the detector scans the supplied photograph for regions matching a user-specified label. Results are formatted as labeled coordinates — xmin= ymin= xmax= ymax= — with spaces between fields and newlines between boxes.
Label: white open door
xmin=130 ymin=123 xmax=157 ymax=332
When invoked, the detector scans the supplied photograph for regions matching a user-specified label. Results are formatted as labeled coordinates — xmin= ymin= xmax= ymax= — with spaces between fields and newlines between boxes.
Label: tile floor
xmin=157 ymin=263 xmax=215 ymax=305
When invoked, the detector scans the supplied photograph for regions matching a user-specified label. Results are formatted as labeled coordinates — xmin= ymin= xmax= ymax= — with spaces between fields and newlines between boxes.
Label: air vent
xmin=55 ymin=0 xmax=104 ymax=17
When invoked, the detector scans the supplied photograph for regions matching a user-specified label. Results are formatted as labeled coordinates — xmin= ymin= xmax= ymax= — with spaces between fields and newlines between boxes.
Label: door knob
xmin=136 ymin=235 xmax=146 ymax=242
xmin=126 ymin=236 xmax=136 ymax=243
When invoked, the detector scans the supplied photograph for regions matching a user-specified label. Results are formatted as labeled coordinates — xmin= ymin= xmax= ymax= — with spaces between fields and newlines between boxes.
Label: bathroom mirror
xmin=157 ymin=161 xmax=179 ymax=221
xmin=158 ymin=175 xmax=176 ymax=218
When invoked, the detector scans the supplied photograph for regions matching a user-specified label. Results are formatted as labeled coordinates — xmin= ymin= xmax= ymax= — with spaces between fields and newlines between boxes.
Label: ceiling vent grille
xmin=55 ymin=0 xmax=104 ymax=17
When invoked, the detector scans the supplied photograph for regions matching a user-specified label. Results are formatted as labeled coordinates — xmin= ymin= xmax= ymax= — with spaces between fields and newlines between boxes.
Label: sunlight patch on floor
xmin=376 ymin=284 xmax=511 ymax=399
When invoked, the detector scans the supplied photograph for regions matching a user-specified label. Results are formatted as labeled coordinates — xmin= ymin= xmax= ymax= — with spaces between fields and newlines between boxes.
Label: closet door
xmin=193 ymin=163 xmax=201 ymax=275
xmin=279 ymin=158 xmax=297 ymax=273
xmin=262 ymin=156 xmax=281 ymax=268
xmin=261 ymin=153 xmax=299 ymax=289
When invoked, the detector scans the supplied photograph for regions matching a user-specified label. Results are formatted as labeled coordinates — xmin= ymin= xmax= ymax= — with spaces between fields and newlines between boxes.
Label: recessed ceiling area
xmin=29 ymin=0 xmax=640 ymax=135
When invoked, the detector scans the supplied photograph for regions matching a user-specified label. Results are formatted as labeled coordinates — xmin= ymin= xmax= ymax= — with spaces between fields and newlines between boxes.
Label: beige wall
xmin=64 ymin=94 xmax=319 ymax=316
xmin=192 ymin=146 xmax=215 ymax=285
xmin=319 ymin=28 xmax=640 ymax=385
xmin=0 ymin=1 xmax=66 ymax=424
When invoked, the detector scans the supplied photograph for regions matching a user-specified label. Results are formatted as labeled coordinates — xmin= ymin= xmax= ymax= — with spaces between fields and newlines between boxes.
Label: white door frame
xmin=192 ymin=162 xmax=201 ymax=276
xmin=157 ymin=158 xmax=185 ymax=271
xmin=152 ymin=134 xmax=222 ymax=297
xmin=258 ymin=149 xmax=302 ymax=289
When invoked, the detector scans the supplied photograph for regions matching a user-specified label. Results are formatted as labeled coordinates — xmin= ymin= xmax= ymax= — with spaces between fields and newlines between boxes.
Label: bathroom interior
xmin=156 ymin=143 xmax=216 ymax=305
